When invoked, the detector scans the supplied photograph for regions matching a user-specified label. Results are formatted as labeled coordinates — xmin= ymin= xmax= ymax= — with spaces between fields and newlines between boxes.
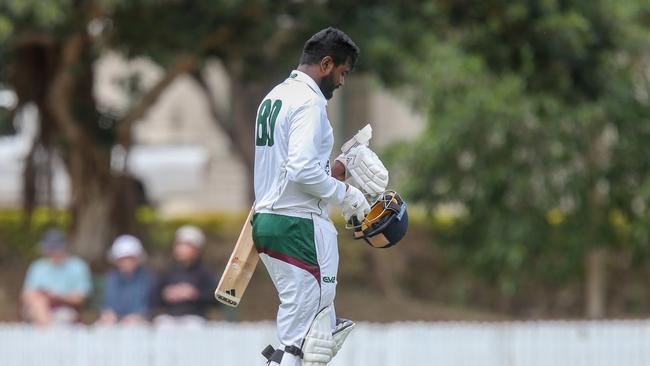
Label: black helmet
xmin=349 ymin=190 xmax=408 ymax=248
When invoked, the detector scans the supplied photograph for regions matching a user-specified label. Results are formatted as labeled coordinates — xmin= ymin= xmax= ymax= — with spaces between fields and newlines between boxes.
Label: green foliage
xmin=385 ymin=0 xmax=650 ymax=293
xmin=0 ymin=208 xmax=71 ymax=261
xmin=0 ymin=206 xmax=248 ymax=262
xmin=0 ymin=0 xmax=75 ymax=39
xmin=135 ymin=206 xmax=242 ymax=251
xmin=0 ymin=14 xmax=13 ymax=42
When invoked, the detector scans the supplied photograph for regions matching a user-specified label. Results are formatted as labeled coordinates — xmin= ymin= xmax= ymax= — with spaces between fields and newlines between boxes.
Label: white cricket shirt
xmin=253 ymin=70 xmax=346 ymax=218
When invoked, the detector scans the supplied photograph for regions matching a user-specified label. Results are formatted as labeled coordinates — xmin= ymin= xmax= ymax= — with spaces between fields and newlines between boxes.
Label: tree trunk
xmin=72 ymin=182 xmax=114 ymax=261
xmin=66 ymin=146 xmax=142 ymax=262
xmin=45 ymin=35 xmax=130 ymax=262
xmin=65 ymin=137 xmax=114 ymax=261
xmin=585 ymin=247 xmax=608 ymax=319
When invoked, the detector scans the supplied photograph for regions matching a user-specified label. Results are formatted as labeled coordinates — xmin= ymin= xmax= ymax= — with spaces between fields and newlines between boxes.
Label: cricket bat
xmin=214 ymin=207 xmax=258 ymax=307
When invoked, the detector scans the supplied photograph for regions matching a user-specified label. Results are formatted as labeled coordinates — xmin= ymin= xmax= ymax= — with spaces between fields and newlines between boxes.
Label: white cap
xmin=109 ymin=235 xmax=146 ymax=262
xmin=174 ymin=225 xmax=206 ymax=248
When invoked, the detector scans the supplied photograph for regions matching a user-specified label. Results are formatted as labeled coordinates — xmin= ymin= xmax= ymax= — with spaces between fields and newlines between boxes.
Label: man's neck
xmin=297 ymin=64 xmax=321 ymax=84
xmin=49 ymin=256 xmax=68 ymax=265
xmin=179 ymin=258 xmax=199 ymax=268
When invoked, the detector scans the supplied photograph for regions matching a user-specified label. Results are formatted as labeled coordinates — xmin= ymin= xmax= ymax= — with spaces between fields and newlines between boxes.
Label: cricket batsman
xmin=252 ymin=27 xmax=389 ymax=365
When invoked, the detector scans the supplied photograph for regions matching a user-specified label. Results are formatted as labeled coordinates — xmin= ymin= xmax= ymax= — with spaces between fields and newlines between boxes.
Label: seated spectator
xmin=151 ymin=225 xmax=215 ymax=326
xmin=21 ymin=229 xmax=92 ymax=327
xmin=97 ymin=235 xmax=153 ymax=325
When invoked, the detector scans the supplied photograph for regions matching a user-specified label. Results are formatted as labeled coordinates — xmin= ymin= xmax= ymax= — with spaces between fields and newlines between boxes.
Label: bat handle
xmin=341 ymin=124 xmax=372 ymax=153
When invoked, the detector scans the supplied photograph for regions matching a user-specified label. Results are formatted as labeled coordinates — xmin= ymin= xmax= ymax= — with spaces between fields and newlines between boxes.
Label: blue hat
xmin=39 ymin=229 xmax=68 ymax=251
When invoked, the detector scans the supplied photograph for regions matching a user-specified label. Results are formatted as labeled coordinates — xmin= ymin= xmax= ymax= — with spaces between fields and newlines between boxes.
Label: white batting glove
xmin=341 ymin=185 xmax=370 ymax=222
xmin=338 ymin=145 xmax=389 ymax=196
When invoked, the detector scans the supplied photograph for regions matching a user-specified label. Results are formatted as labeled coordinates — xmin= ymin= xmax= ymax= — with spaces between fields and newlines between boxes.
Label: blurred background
xmin=0 ymin=0 xmax=649 ymax=365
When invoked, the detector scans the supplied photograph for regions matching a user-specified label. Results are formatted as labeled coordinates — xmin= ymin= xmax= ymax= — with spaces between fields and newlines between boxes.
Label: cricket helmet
xmin=349 ymin=190 xmax=408 ymax=248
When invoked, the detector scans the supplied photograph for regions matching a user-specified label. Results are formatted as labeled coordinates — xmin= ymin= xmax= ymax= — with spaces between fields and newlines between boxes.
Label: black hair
xmin=299 ymin=27 xmax=360 ymax=69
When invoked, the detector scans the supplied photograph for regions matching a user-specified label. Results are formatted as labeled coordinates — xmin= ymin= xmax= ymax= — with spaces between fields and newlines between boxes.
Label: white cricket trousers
xmin=253 ymin=212 xmax=339 ymax=352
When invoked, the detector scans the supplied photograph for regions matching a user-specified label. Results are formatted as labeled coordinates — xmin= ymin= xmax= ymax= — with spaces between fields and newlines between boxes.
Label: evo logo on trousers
xmin=322 ymin=276 xmax=336 ymax=283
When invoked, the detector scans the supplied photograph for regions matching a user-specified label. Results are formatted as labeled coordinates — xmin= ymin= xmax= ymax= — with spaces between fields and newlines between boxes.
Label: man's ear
xmin=320 ymin=56 xmax=334 ymax=74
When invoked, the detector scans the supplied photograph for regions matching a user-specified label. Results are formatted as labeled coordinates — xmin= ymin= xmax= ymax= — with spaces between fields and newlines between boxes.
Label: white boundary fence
xmin=2 ymin=320 xmax=650 ymax=366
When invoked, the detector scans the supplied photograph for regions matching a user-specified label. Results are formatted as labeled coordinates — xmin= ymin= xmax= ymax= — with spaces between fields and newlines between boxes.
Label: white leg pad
xmin=302 ymin=307 xmax=336 ymax=366
xmin=332 ymin=318 xmax=355 ymax=357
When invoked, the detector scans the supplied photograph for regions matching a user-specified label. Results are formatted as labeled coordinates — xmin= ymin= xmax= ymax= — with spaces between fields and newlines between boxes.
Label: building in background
xmin=0 ymin=53 xmax=424 ymax=215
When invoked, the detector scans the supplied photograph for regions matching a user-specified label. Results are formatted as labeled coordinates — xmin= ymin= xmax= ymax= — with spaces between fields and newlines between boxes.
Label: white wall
xmin=96 ymin=53 xmax=250 ymax=214
xmin=2 ymin=320 xmax=650 ymax=366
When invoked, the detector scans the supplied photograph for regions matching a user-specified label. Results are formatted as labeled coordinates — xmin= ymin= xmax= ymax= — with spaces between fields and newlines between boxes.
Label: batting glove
xmin=341 ymin=185 xmax=370 ymax=222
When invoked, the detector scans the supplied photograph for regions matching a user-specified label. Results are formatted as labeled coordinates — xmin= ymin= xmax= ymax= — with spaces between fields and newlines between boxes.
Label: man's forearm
xmin=332 ymin=160 xmax=346 ymax=182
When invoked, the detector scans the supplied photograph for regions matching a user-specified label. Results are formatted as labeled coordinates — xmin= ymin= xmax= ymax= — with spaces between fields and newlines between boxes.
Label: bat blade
xmin=214 ymin=207 xmax=259 ymax=307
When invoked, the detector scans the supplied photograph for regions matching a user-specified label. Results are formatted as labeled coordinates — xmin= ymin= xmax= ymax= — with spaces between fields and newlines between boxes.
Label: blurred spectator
xmin=21 ymin=229 xmax=92 ymax=327
xmin=98 ymin=235 xmax=153 ymax=325
xmin=151 ymin=225 xmax=215 ymax=326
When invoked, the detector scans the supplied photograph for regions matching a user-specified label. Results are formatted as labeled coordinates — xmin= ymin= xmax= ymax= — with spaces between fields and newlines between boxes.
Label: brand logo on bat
xmin=226 ymin=289 xmax=236 ymax=297
xmin=322 ymin=276 xmax=336 ymax=283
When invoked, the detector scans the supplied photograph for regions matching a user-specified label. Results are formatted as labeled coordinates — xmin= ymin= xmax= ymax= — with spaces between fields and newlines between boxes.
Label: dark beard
xmin=319 ymin=72 xmax=337 ymax=100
